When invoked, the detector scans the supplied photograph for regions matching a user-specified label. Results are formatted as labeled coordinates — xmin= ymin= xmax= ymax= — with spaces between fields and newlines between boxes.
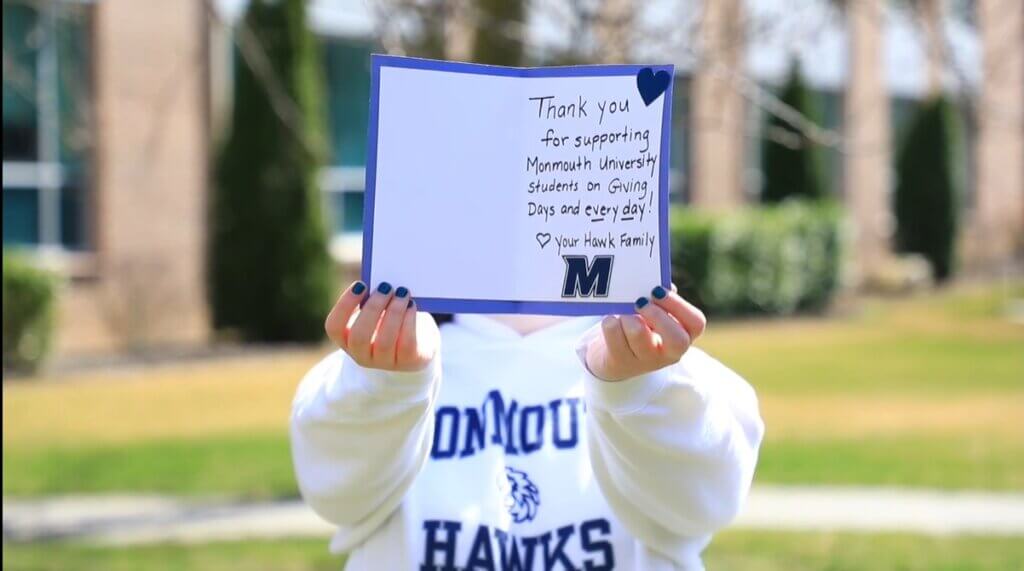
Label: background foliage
xmin=893 ymin=96 xmax=962 ymax=282
xmin=670 ymin=201 xmax=844 ymax=316
xmin=2 ymin=253 xmax=56 ymax=373
xmin=209 ymin=0 xmax=333 ymax=342
xmin=473 ymin=0 xmax=525 ymax=66
xmin=761 ymin=63 xmax=829 ymax=204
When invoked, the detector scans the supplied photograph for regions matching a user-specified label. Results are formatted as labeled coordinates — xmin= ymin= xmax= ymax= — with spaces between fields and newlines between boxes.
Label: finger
xmin=636 ymin=300 xmax=691 ymax=357
xmin=621 ymin=309 xmax=658 ymax=360
xmin=600 ymin=316 xmax=635 ymax=361
xmin=347 ymin=282 xmax=394 ymax=363
xmin=372 ymin=286 xmax=411 ymax=366
xmin=325 ymin=281 xmax=368 ymax=348
xmin=650 ymin=285 xmax=707 ymax=339
xmin=395 ymin=302 xmax=421 ymax=369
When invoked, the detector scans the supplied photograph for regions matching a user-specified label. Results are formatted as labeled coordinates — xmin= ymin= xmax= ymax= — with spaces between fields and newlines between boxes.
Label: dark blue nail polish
xmin=652 ymin=285 xmax=667 ymax=299
xmin=635 ymin=296 xmax=649 ymax=308
xmin=377 ymin=282 xmax=392 ymax=294
xmin=396 ymin=286 xmax=409 ymax=298
xmin=352 ymin=281 xmax=366 ymax=295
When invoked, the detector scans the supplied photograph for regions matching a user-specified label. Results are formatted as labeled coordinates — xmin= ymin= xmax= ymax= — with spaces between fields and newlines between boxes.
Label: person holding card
xmin=291 ymin=281 xmax=763 ymax=570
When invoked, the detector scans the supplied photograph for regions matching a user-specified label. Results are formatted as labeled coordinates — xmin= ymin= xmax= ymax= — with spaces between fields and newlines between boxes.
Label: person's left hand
xmin=585 ymin=285 xmax=707 ymax=382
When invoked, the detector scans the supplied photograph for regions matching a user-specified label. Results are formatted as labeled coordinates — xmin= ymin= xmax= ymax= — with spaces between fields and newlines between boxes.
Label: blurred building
xmin=3 ymin=0 xmax=209 ymax=355
xmin=2 ymin=0 xmax=1021 ymax=356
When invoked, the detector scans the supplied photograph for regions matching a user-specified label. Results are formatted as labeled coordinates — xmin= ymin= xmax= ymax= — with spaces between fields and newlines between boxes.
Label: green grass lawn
xmin=1 ymin=539 xmax=340 ymax=571
xmin=2 ymin=432 xmax=294 ymax=498
xmin=757 ymin=433 xmax=1024 ymax=490
xmin=6 ymin=429 xmax=1022 ymax=498
xmin=4 ymin=531 xmax=1023 ymax=571
xmin=3 ymin=283 xmax=1022 ymax=497
xmin=706 ymin=530 xmax=1024 ymax=571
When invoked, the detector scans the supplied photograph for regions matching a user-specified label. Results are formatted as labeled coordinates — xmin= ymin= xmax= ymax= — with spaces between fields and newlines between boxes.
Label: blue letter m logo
xmin=562 ymin=255 xmax=614 ymax=298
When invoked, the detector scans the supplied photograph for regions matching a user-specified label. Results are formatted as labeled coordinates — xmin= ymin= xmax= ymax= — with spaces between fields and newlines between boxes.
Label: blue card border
xmin=361 ymin=54 xmax=674 ymax=316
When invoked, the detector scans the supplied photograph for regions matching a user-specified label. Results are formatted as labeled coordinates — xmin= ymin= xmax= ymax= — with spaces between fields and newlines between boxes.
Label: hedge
xmin=670 ymin=201 xmax=844 ymax=316
xmin=3 ymin=253 xmax=56 ymax=373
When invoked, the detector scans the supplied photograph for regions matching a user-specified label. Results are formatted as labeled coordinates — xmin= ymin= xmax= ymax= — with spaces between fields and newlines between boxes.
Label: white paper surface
xmin=366 ymin=60 xmax=671 ymax=313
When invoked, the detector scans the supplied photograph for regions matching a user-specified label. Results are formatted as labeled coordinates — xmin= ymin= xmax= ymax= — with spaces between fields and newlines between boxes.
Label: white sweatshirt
xmin=291 ymin=315 xmax=764 ymax=571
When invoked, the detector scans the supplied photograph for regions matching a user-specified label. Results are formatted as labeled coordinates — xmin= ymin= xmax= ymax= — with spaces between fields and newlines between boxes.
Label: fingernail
xmin=377 ymin=282 xmax=392 ymax=294
xmin=396 ymin=286 xmax=409 ymax=298
xmin=652 ymin=285 xmax=667 ymax=299
xmin=635 ymin=296 xmax=649 ymax=308
xmin=352 ymin=281 xmax=366 ymax=295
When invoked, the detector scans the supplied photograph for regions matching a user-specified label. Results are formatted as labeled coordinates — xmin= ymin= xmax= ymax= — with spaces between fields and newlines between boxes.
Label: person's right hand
xmin=325 ymin=281 xmax=439 ymax=372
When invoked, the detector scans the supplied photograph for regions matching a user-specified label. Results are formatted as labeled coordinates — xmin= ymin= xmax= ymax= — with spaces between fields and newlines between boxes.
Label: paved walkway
xmin=4 ymin=485 xmax=1024 ymax=545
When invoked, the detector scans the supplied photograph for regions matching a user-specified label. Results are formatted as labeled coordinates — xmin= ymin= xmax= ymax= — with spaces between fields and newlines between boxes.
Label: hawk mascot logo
xmin=499 ymin=466 xmax=540 ymax=523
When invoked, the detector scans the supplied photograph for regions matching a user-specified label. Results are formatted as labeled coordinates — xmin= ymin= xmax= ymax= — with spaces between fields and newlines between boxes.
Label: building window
xmin=670 ymin=75 xmax=691 ymax=203
xmin=320 ymin=37 xmax=373 ymax=261
xmin=819 ymin=89 xmax=845 ymax=197
xmin=2 ymin=0 xmax=93 ymax=251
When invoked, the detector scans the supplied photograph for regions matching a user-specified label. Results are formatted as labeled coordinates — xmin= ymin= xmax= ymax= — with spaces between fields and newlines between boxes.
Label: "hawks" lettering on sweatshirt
xmin=291 ymin=315 xmax=764 ymax=570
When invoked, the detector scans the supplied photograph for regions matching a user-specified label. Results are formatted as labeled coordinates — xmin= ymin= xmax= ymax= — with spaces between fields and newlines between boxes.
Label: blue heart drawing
xmin=636 ymin=67 xmax=671 ymax=106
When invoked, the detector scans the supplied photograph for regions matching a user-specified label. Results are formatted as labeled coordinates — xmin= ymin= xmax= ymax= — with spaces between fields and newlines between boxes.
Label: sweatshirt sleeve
xmin=290 ymin=349 xmax=441 ymax=551
xmin=575 ymin=330 xmax=764 ymax=562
